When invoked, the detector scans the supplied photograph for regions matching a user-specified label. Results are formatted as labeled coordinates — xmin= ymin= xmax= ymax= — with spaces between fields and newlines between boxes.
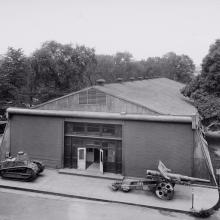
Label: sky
xmin=0 ymin=0 xmax=219 ymax=65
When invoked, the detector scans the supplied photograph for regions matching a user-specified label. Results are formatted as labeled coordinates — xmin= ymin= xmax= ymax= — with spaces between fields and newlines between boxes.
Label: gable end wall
xmin=36 ymin=89 xmax=159 ymax=115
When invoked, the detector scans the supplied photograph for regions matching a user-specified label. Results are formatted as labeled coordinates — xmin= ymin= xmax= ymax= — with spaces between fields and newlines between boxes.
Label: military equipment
xmin=0 ymin=151 xmax=45 ymax=181
xmin=111 ymin=161 xmax=210 ymax=200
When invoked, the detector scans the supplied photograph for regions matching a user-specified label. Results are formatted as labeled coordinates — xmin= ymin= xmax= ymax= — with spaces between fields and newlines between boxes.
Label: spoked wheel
xmin=155 ymin=182 xmax=174 ymax=200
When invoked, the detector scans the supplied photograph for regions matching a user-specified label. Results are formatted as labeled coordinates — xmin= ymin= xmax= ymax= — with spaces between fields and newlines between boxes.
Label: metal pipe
xmin=146 ymin=170 xmax=210 ymax=183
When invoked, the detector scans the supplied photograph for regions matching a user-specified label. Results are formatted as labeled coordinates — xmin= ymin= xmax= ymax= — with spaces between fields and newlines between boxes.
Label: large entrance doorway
xmin=64 ymin=122 xmax=122 ymax=174
xmin=85 ymin=147 xmax=104 ymax=173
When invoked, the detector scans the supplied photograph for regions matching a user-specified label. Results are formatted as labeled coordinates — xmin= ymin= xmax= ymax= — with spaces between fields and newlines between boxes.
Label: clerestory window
xmin=78 ymin=88 xmax=106 ymax=105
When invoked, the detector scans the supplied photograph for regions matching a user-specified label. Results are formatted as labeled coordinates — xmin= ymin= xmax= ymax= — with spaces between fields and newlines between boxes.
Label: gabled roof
xmin=94 ymin=78 xmax=196 ymax=116
xmin=34 ymin=78 xmax=196 ymax=116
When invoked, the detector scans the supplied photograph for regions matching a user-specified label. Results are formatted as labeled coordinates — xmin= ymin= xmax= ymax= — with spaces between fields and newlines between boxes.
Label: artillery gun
xmin=111 ymin=161 xmax=210 ymax=200
xmin=0 ymin=151 xmax=45 ymax=181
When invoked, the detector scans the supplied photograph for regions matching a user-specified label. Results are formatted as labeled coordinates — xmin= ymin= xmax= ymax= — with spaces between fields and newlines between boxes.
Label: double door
xmin=64 ymin=137 xmax=121 ymax=173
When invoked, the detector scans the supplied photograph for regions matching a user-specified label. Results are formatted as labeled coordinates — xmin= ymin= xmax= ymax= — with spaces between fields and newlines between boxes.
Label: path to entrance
xmin=0 ymin=169 xmax=218 ymax=214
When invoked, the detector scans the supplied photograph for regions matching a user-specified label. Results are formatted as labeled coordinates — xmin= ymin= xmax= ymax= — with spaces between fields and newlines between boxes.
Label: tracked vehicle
xmin=0 ymin=152 xmax=44 ymax=181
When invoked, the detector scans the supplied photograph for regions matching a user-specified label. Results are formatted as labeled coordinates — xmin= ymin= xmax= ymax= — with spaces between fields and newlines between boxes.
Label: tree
xmin=114 ymin=52 xmax=133 ymax=65
xmin=141 ymin=57 xmax=164 ymax=78
xmin=90 ymin=51 xmax=195 ymax=84
xmin=181 ymin=39 xmax=220 ymax=125
xmin=91 ymin=55 xmax=115 ymax=83
xmin=0 ymin=47 xmax=29 ymax=106
xmin=30 ymin=41 xmax=96 ymax=103
xmin=162 ymin=52 xmax=195 ymax=83
xmin=0 ymin=41 xmax=196 ymax=112
xmin=91 ymin=52 xmax=138 ymax=83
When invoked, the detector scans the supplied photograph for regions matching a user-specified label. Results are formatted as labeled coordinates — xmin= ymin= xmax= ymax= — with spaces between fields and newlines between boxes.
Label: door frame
xmin=77 ymin=147 xmax=86 ymax=170
xmin=100 ymin=149 xmax=104 ymax=173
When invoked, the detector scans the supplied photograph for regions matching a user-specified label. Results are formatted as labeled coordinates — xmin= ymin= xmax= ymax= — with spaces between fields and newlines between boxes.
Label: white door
xmin=100 ymin=149 xmax=104 ymax=173
xmin=77 ymin=148 xmax=86 ymax=170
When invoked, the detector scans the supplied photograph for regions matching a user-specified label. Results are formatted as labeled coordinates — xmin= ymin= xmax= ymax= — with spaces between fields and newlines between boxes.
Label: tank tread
xmin=0 ymin=166 xmax=37 ymax=181
xmin=32 ymin=161 xmax=45 ymax=174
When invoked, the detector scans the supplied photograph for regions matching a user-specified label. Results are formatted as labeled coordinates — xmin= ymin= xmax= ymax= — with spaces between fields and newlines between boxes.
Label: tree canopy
xmin=0 ymin=40 xmax=196 ymax=119
xmin=0 ymin=47 xmax=29 ymax=106
xmin=30 ymin=41 xmax=96 ymax=103
xmin=91 ymin=51 xmax=195 ymax=84
xmin=181 ymin=39 xmax=220 ymax=125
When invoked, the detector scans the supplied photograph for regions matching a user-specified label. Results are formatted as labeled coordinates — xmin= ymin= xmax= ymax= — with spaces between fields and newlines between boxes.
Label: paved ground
xmin=0 ymin=169 xmax=218 ymax=214
xmin=1 ymin=188 xmax=220 ymax=220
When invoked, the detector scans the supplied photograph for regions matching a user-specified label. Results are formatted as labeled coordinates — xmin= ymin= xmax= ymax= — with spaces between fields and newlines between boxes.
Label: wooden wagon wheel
xmin=155 ymin=181 xmax=174 ymax=200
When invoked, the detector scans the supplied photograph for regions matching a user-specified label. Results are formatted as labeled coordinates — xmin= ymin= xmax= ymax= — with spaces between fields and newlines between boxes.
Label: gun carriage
xmin=111 ymin=161 xmax=210 ymax=200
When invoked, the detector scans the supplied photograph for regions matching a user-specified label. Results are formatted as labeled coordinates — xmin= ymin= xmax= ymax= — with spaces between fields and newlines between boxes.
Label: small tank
xmin=0 ymin=151 xmax=44 ymax=181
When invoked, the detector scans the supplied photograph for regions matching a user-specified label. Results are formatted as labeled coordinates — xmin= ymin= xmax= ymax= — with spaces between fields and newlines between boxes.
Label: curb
xmin=213 ymin=191 xmax=220 ymax=210
xmin=0 ymin=184 xmax=200 ymax=215
xmin=190 ymin=187 xmax=220 ymax=218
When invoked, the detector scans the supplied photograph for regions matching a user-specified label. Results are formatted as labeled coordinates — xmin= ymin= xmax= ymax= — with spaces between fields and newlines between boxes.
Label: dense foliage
xmin=30 ymin=41 xmax=96 ymax=103
xmin=93 ymin=52 xmax=195 ymax=84
xmin=0 ymin=41 xmax=96 ymax=112
xmin=0 ymin=40 xmax=195 ymax=118
xmin=0 ymin=47 xmax=30 ymax=118
xmin=182 ymin=40 xmax=220 ymax=125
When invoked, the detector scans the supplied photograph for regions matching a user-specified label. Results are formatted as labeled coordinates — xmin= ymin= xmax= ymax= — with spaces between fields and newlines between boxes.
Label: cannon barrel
xmin=146 ymin=170 xmax=210 ymax=183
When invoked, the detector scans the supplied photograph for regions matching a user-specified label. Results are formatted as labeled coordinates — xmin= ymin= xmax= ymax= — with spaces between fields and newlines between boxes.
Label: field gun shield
xmin=158 ymin=160 xmax=171 ymax=180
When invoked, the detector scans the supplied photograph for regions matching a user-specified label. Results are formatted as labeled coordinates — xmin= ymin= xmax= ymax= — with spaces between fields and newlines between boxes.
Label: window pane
xmin=115 ymin=125 xmax=122 ymax=137
xmin=73 ymin=123 xmax=85 ymax=134
xmin=79 ymin=89 xmax=106 ymax=105
xmin=88 ymin=89 xmax=96 ymax=104
xmin=79 ymin=91 xmax=87 ymax=104
xmin=102 ymin=125 xmax=115 ymax=136
xmin=87 ymin=124 xmax=100 ymax=135
xmin=79 ymin=149 xmax=84 ymax=160
xmin=65 ymin=122 xmax=73 ymax=133
xmin=64 ymin=137 xmax=71 ymax=154
xmin=107 ymin=148 xmax=116 ymax=162
xmin=88 ymin=98 xmax=96 ymax=104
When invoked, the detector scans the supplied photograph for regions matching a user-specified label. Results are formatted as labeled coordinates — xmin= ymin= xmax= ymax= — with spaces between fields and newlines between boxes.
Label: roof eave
xmin=7 ymin=108 xmax=193 ymax=124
